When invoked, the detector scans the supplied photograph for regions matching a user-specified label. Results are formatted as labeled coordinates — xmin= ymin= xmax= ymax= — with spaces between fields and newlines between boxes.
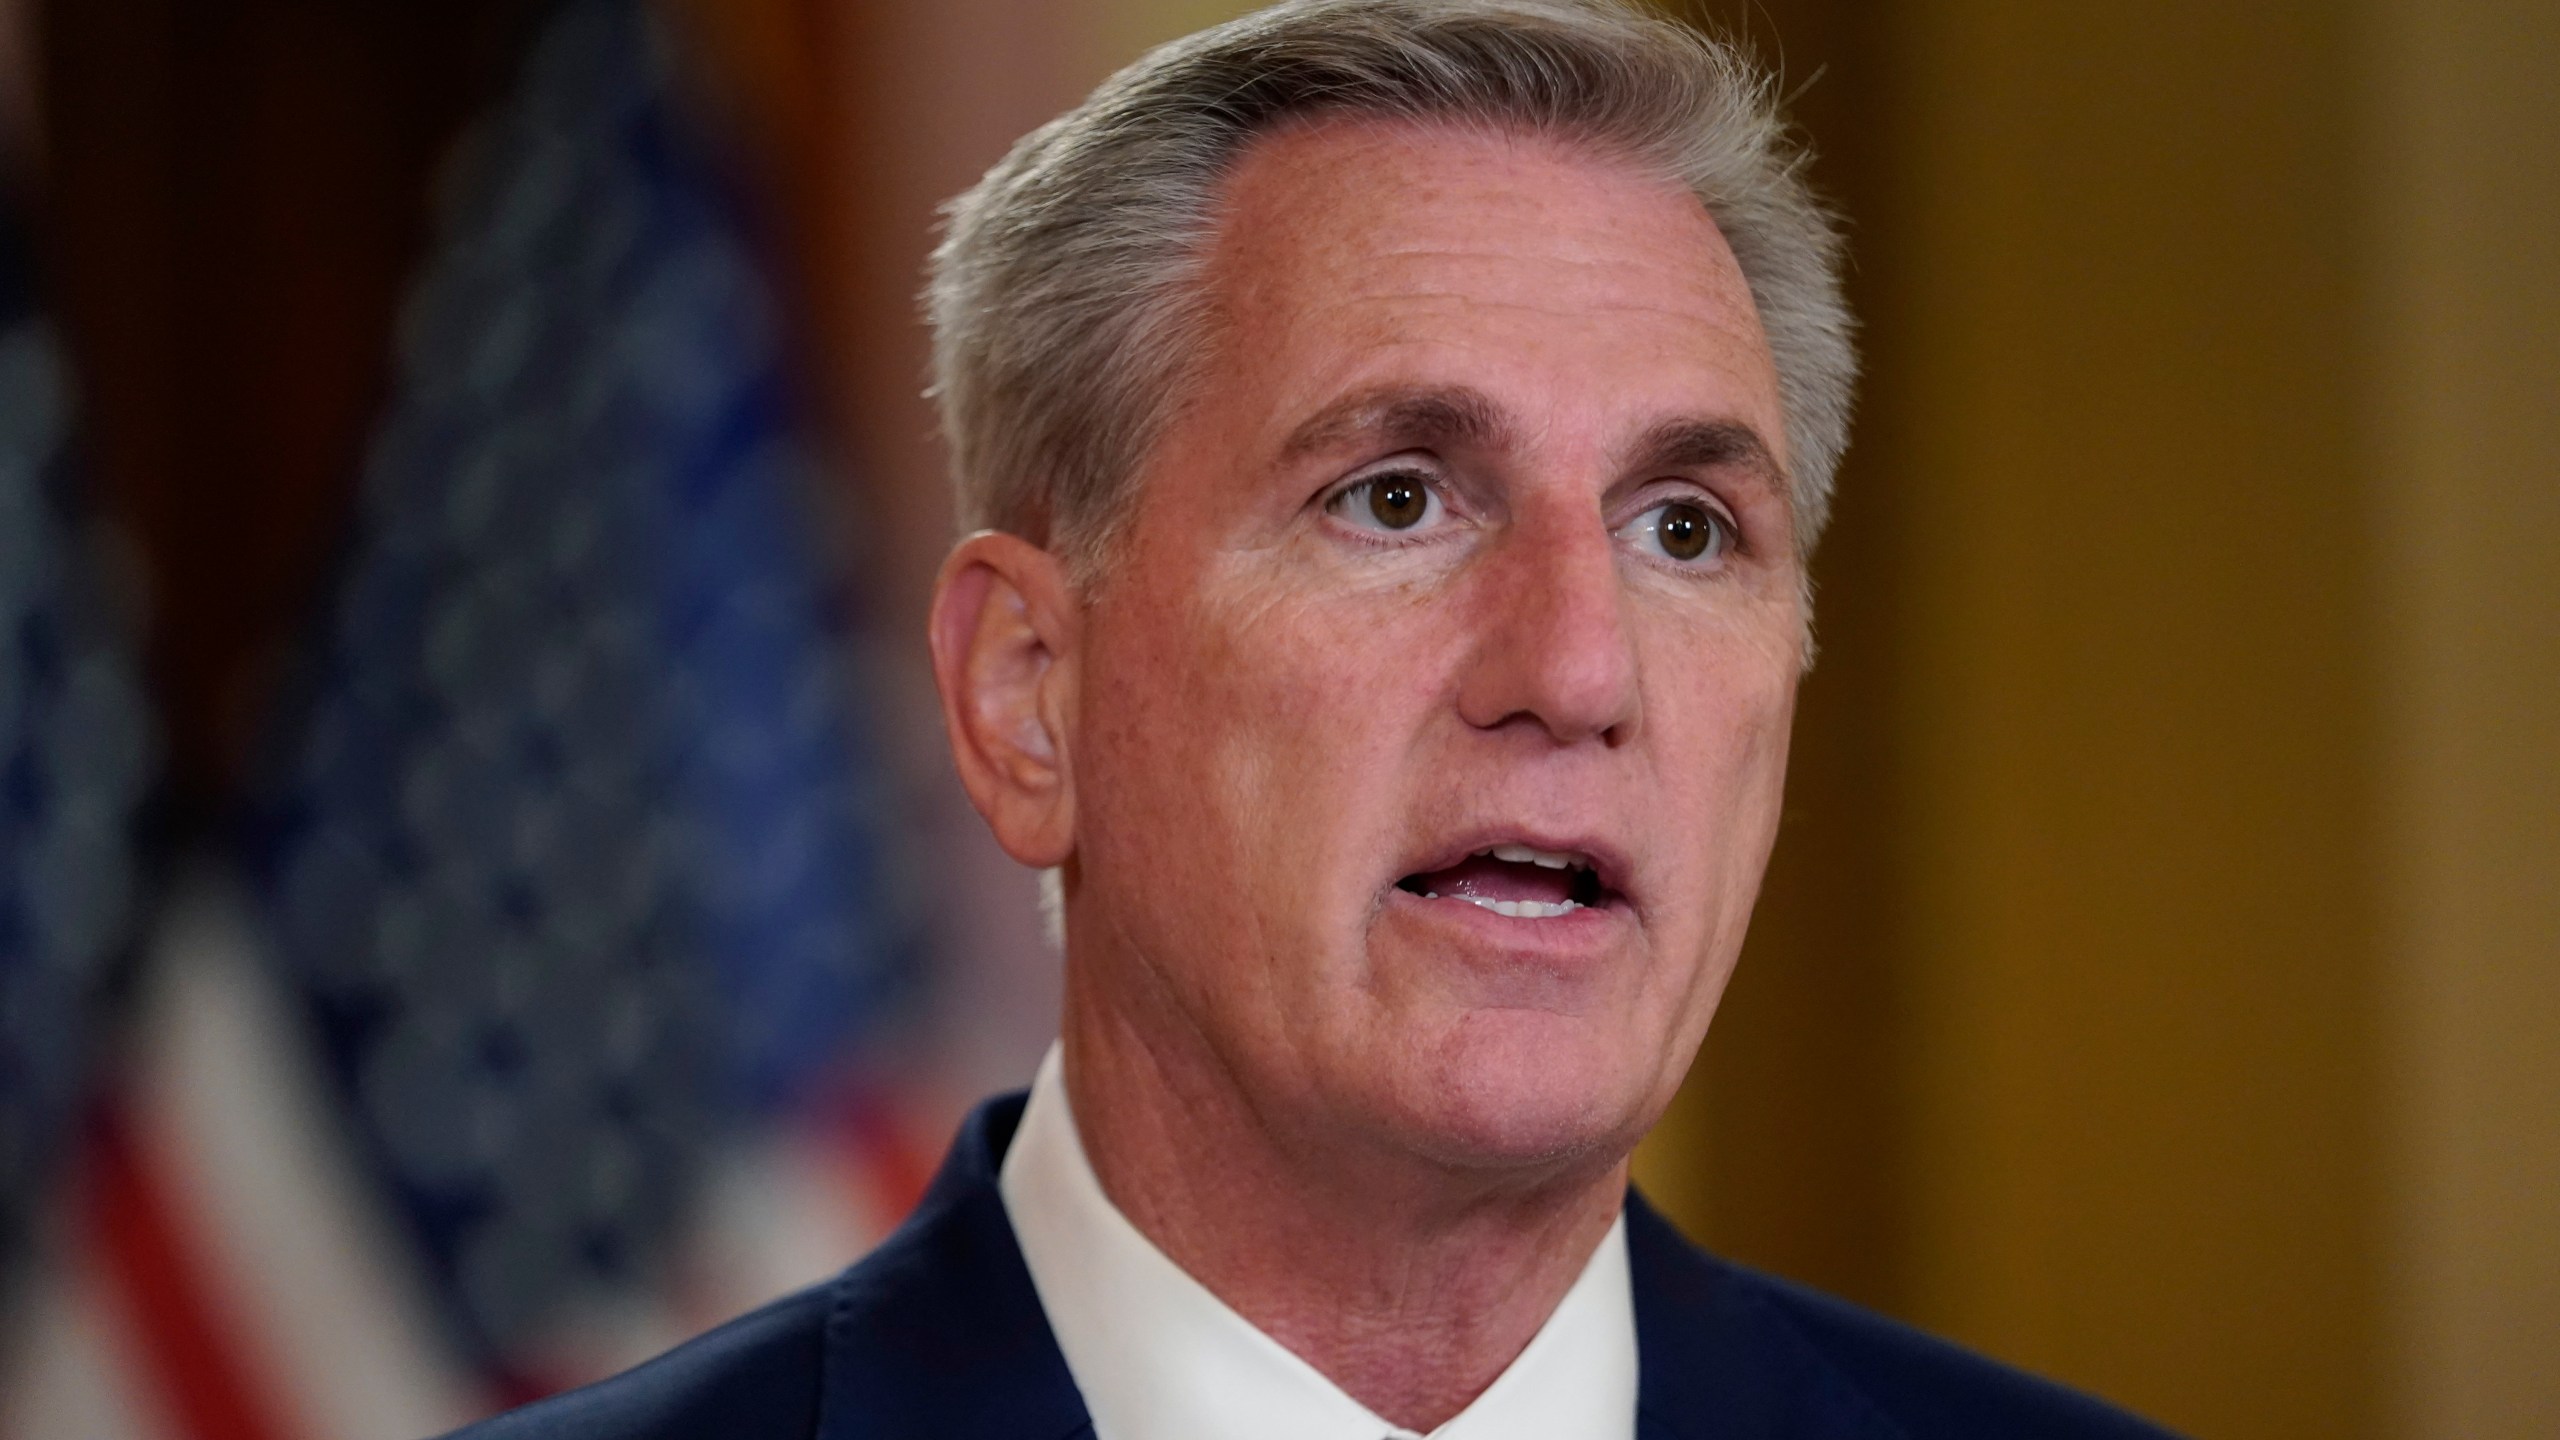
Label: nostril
xmin=1452 ymin=563 xmax=1644 ymax=746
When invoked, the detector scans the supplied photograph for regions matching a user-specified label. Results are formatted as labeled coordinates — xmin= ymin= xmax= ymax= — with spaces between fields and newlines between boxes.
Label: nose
xmin=1453 ymin=503 xmax=1643 ymax=745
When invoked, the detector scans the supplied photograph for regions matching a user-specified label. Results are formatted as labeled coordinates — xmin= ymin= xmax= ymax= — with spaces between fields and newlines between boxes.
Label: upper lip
xmin=1392 ymin=826 xmax=1638 ymax=909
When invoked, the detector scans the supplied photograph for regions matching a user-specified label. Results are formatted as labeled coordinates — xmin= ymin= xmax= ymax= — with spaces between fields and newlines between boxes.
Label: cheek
xmin=1644 ymin=617 xmax=1800 ymax=894
xmin=1187 ymin=587 xmax=1445 ymax=896
xmin=1076 ymin=614 xmax=1239 ymax=885
xmin=1077 ymin=580 xmax=1431 ymax=935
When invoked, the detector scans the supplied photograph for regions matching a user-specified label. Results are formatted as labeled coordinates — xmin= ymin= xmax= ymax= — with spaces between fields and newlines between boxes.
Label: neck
xmin=1059 ymin=995 xmax=1629 ymax=1432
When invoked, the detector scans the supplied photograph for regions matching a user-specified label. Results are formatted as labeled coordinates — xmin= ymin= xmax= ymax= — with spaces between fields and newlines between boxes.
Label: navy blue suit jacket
xmin=446 ymin=1094 xmax=2178 ymax=1439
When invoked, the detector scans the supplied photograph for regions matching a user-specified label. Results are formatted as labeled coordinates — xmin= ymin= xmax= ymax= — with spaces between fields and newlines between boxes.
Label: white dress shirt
xmin=999 ymin=1047 xmax=1639 ymax=1440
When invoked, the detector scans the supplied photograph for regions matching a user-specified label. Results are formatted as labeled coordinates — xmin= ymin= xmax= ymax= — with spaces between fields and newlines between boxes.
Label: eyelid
xmin=1325 ymin=451 xmax=1445 ymax=494
xmin=1617 ymin=476 xmax=1738 ymax=521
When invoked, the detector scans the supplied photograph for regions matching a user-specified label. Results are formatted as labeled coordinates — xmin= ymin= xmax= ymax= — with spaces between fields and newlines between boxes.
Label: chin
xmin=1383 ymin=1009 xmax=1666 ymax=1176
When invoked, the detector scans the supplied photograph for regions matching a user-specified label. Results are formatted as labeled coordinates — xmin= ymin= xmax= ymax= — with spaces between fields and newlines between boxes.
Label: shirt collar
xmin=998 ymin=1046 xmax=1638 ymax=1440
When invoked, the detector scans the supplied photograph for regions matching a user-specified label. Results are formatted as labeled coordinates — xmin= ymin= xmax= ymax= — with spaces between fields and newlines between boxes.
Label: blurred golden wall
xmin=1858 ymin=1 xmax=2385 ymax=1429
xmin=2368 ymin=0 xmax=2560 ymax=1434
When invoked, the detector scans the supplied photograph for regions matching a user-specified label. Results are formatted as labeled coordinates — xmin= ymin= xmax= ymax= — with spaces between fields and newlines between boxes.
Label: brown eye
xmin=1632 ymin=498 xmax=1731 ymax=565
xmin=1326 ymin=469 xmax=1445 ymax=536
xmin=1367 ymin=476 xmax=1430 ymax=529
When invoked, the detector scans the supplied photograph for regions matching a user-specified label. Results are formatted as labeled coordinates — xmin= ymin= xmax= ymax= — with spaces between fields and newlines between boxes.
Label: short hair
xmin=926 ymin=0 xmax=1857 ymax=586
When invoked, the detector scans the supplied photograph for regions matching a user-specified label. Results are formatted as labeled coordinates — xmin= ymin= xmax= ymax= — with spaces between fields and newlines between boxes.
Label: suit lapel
xmin=1627 ymin=1192 xmax=1905 ymax=1440
xmin=817 ymin=1094 xmax=1094 ymax=1440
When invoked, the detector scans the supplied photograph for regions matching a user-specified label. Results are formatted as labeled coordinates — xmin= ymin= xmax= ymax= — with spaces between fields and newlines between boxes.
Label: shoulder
xmin=435 ymin=1281 xmax=837 ymax=1440
xmin=1625 ymin=1197 xmax=2183 ymax=1440
xmin=1721 ymin=1265 xmax=2181 ymax=1439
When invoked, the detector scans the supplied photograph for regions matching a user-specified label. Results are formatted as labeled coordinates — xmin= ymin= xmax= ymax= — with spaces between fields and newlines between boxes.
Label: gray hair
xmin=926 ymin=0 xmax=1857 ymax=584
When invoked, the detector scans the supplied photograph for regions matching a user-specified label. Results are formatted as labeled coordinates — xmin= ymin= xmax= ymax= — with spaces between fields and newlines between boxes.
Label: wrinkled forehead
xmin=1175 ymin=113 xmax=1789 ymax=481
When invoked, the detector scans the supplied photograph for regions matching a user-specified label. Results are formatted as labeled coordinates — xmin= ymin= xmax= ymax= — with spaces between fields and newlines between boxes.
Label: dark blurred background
xmin=0 ymin=1 xmax=2549 ymax=1437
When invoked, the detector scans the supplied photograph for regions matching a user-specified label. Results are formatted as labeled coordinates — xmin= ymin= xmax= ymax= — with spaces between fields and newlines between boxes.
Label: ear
xmin=927 ymin=529 xmax=1080 ymax=869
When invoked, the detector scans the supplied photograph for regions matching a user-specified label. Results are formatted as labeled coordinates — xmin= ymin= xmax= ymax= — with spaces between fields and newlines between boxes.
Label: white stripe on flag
xmin=135 ymin=867 xmax=484 ymax=1437
xmin=0 ymin=1229 xmax=184 ymax=1440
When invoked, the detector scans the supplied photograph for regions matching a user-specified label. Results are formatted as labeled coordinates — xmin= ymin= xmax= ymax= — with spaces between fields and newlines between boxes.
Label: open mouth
xmin=1394 ymin=842 xmax=1616 ymax=919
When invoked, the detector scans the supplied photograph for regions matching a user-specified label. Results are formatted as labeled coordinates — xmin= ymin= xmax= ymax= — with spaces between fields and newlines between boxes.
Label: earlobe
xmin=927 ymin=530 xmax=1079 ymax=868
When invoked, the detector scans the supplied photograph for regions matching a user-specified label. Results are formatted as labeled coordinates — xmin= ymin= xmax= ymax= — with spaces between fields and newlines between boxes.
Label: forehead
xmin=1186 ymin=114 xmax=1785 ymax=466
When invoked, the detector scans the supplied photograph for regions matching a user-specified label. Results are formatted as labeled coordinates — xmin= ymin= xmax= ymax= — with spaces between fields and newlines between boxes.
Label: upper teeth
xmin=1482 ymin=843 xmax=1581 ymax=870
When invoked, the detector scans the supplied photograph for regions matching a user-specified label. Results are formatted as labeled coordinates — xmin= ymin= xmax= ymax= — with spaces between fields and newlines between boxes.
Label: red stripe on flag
xmin=838 ymin=1088 xmax=936 ymax=1228
xmin=84 ymin=1097 xmax=310 ymax=1440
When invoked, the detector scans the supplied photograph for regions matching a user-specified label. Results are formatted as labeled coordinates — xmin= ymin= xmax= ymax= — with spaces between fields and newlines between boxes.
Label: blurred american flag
xmin=1 ymin=2 xmax=949 ymax=1434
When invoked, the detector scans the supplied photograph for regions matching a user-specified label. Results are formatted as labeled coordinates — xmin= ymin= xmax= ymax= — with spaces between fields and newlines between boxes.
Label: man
xmin=456 ymin=1 xmax=2177 ymax=1435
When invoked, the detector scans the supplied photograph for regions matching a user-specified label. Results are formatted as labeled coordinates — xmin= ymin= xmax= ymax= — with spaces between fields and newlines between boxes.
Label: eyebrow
xmin=1276 ymin=384 xmax=1514 ymax=464
xmin=1274 ymin=383 xmax=1791 ymax=501
xmin=1623 ymin=418 xmax=1790 ymax=500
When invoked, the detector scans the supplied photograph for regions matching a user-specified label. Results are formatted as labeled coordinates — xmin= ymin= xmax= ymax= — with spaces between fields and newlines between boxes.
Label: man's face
xmin=1063 ymin=117 xmax=1804 ymax=1175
